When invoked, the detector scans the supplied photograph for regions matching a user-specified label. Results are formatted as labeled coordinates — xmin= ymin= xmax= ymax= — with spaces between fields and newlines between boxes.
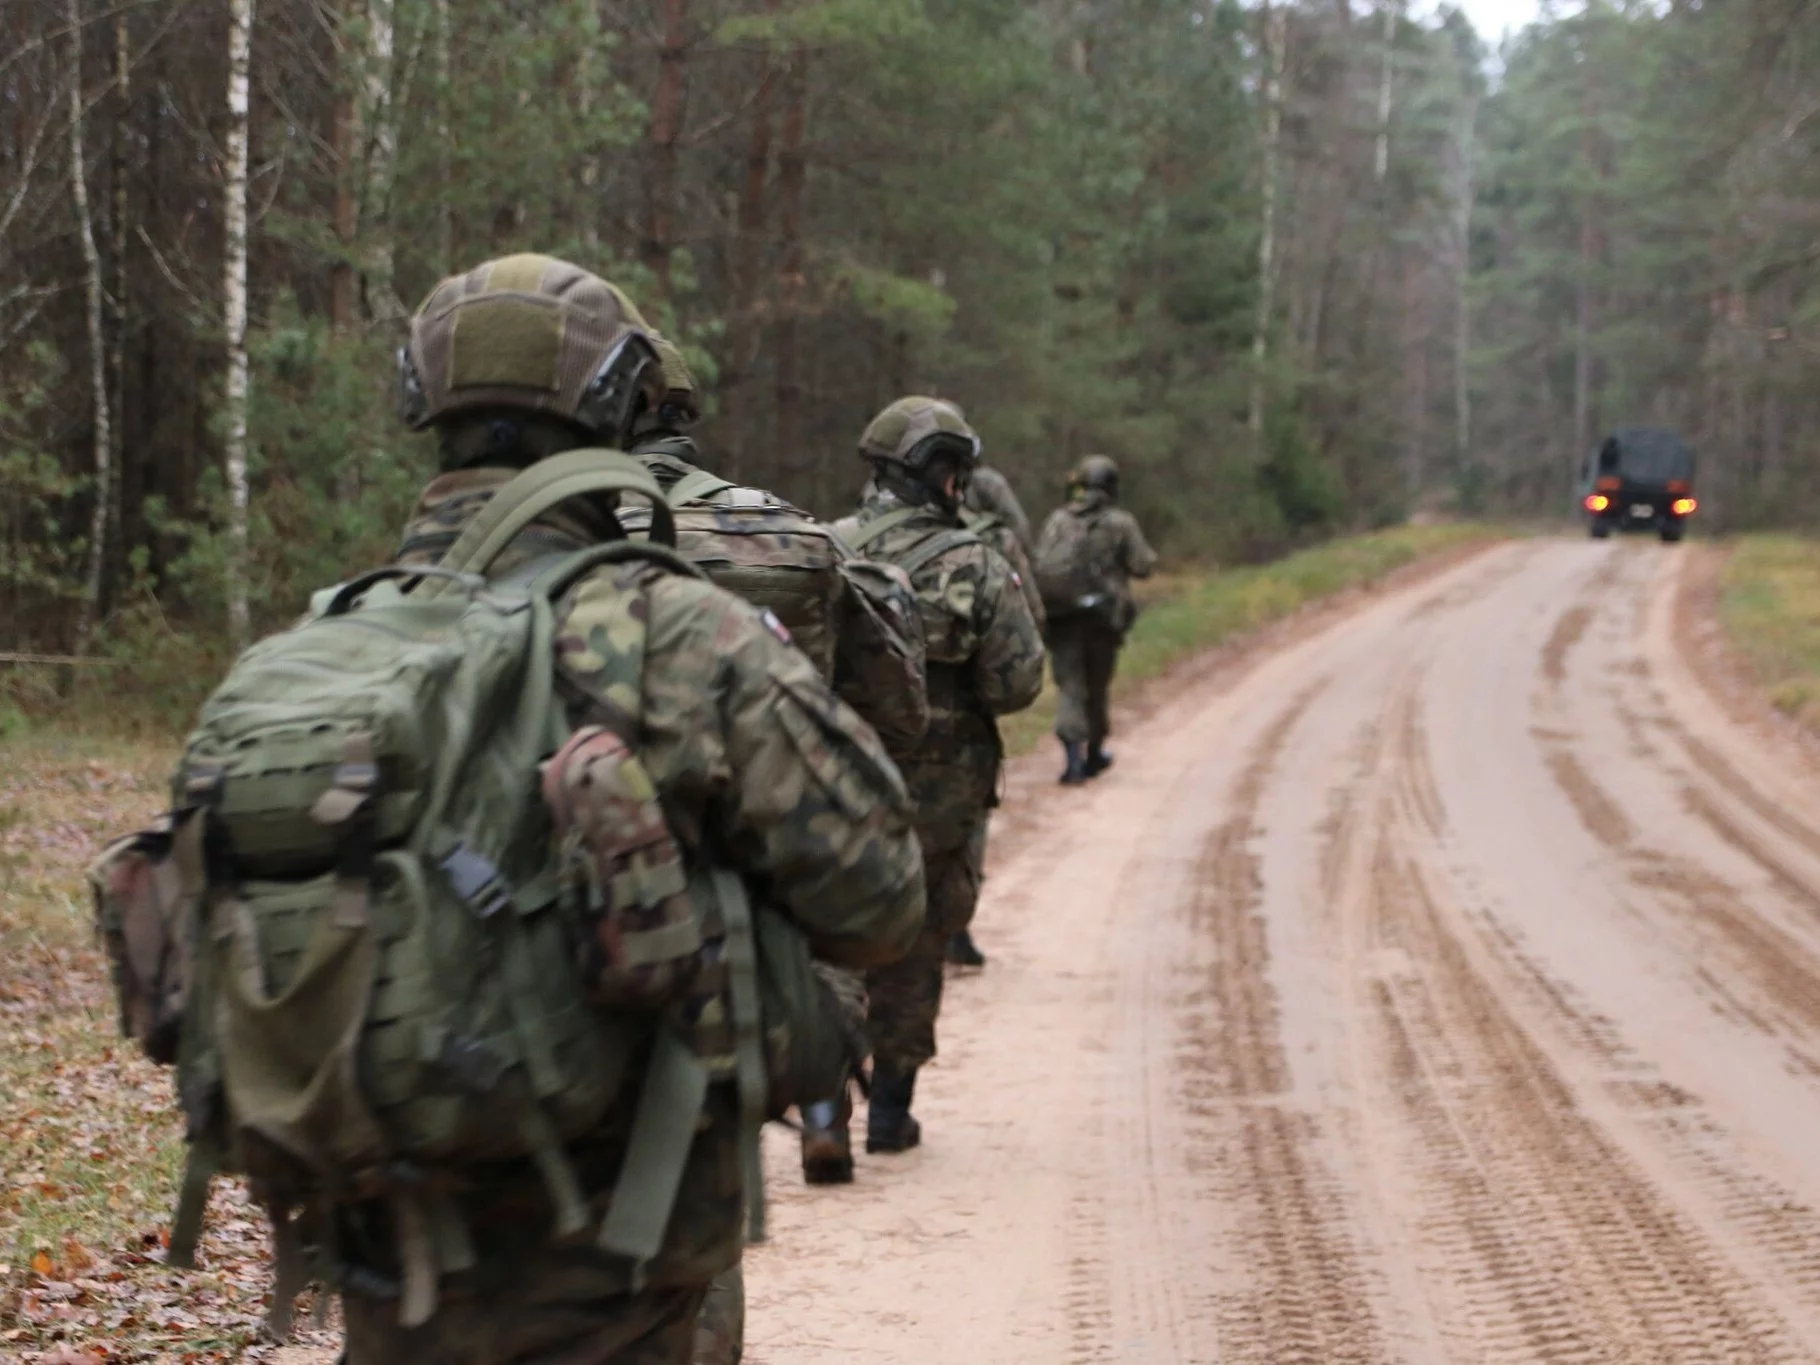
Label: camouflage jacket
xmin=835 ymin=486 xmax=1046 ymax=843
xmin=625 ymin=437 xmax=929 ymax=753
xmin=963 ymin=464 xmax=1033 ymax=550
xmin=392 ymin=469 xmax=926 ymax=1289
xmin=966 ymin=508 xmax=1046 ymax=633
xmin=1035 ymin=489 xmax=1158 ymax=630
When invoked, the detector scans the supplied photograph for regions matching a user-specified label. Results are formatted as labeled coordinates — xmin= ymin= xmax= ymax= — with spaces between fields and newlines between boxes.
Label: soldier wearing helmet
xmin=604 ymin=335 xmax=927 ymax=1223
xmin=952 ymin=460 xmax=1043 ymax=972
xmin=1033 ymin=454 xmax=1158 ymax=785
xmin=349 ymin=255 xmax=925 ymax=1365
xmin=833 ymin=397 xmax=1046 ymax=1156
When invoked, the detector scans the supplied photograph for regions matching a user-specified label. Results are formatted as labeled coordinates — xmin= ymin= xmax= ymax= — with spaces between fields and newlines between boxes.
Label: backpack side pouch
xmin=88 ymin=815 xmax=197 ymax=1066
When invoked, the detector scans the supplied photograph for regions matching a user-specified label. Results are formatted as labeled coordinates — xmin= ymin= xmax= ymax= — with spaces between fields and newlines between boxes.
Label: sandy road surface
xmin=741 ymin=539 xmax=1820 ymax=1363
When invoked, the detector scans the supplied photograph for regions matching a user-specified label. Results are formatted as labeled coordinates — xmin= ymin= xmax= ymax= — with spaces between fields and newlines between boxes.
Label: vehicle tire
xmin=1590 ymin=519 xmax=1613 ymax=539
xmin=1660 ymin=522 xmax=1685 ymax=543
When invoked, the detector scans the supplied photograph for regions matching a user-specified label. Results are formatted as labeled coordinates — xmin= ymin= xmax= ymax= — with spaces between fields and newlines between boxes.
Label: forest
xmin=0 ymin=0 xmax=1816 ymax=711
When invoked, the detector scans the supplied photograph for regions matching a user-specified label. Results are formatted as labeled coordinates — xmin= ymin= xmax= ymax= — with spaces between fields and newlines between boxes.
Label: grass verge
xmin=1716 ymin=534 xmax=1820 ymax=726
xmin=1001 ymin=522 xmax=1502 ymax=756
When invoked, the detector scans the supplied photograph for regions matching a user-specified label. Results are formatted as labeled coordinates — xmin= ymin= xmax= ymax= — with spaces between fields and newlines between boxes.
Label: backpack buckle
xmin=439 ymin=842 xmax=512 ymax=920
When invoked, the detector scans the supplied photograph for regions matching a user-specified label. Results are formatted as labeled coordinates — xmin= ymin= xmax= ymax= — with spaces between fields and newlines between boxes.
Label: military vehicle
xmin=1582 ymin=427 xmax=1698 ymax=542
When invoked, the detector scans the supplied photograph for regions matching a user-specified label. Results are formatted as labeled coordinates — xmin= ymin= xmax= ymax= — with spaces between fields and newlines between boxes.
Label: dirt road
xmin=743 ymin=539 xmax=1820 ymax=1363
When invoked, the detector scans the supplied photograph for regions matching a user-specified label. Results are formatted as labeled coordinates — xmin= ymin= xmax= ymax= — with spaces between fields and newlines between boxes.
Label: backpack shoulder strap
xmin=430 ymin=450 xmax=678 ymax=588
xmin=839 ymin=506 xmax=920 ymax=554
xmin=666 ymin=468 xmax=738 ymax=507
xmin=895 ymin=526 xmax=982 ymax=579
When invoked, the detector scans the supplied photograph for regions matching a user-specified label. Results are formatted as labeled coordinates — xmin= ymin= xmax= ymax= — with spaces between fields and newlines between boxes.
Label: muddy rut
xmin=733 ymin=540 xmax=1820 ymax=1363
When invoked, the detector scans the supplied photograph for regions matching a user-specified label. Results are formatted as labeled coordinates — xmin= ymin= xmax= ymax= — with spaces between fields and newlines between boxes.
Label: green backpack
xmin=88 ymin=451 xmax=839 ymax=1335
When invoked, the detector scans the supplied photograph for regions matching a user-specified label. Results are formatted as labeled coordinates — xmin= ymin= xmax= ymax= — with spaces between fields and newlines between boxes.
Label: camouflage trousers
xmin=343 ymin=1282 xmax=708 ymax=1365
xmin=867 ymin=827 xmax=984 ymax=1071
xmin=691 ymin=1264 xmax=744 ymax=1365
xmin=1048 ymin=617 xmax=1123 ymax=749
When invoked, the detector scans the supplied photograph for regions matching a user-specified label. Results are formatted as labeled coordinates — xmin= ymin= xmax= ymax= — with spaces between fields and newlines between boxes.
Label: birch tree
xmin=223 ymin=0 xmax=255 ymax=647
xmin=69 ymin=0 xmax=113 ymax=655
xmin=1248 ymin=2 xmax=1287 ymax=445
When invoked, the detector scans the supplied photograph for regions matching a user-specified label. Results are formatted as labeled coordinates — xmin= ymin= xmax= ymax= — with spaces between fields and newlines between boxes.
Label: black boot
xmin=1058 ymin=739 xmax=1088 ymax=785
xmin=866 ymin=1064 xmax=922 ymax=1153
xmin=799 ymin=1091 xmax=854 ymax=1185
xmin=945 ymin=929 xmax=987 ymax=968
xmin=1084 ymin=745 xmax=1113 ymax=778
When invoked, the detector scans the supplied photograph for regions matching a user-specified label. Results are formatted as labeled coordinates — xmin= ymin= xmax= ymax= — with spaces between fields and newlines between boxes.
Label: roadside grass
xmin=1001 ymin=522 xmax=1502 ymax=755
xmin=1717 ymin=534 xmax=1820 ymax=725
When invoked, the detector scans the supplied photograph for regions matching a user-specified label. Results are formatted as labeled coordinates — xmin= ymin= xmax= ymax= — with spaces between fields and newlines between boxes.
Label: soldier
xmin=611 ymin=339 xmax=930 ymax=1363
xmin=1033 ymin=454 xmax=1158 ymax=785
xmin=352 ymin=254 xmax=927 ymax=1364
xmin=951 ymin=461 xmax=1042 ymax=970
xmin=964 ymin=462 xmax=1034 ymax=551
xmin=835 ymin=397 xmax=1046 ymax=1153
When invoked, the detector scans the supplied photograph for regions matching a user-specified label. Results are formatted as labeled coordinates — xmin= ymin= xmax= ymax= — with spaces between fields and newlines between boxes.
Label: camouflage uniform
xmin=836 ymin=472 xmax=1045 ymax=1081
xmin=626 ymin=424 xmax=926 ymax=1358
xmin=339 ymin=471 xmax=925 ymax=1365
xmin=1036 ymin=465 xmax=1157 ymax=775
xmin=964 ymin=463 xmax=1033 ymax=551
xmin=342 ymin=256 xmax=925 ymax=1365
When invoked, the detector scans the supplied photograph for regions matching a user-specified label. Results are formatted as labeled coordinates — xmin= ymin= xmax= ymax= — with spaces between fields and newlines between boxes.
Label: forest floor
xmin=0 ymin=521 xmax=1492 ymax=1363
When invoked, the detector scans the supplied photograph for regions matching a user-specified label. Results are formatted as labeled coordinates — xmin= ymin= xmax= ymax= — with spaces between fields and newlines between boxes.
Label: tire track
xmin=1366 ymin=839 xmax=1803 ymax=1361
xmin=1188 ymin=684 xmax=1393 ymax=1364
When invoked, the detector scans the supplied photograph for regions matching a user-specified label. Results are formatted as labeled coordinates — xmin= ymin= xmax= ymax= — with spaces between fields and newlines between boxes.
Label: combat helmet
xmin=650 ymin=335 xmax=702 ymax=429
xmin=1070 ymin=454 xmax=1120 ymax=499
xmin=397 ymin=254 xmax=665 ymax=451
xmin=859 ymin=396 xmax=981 ymax=507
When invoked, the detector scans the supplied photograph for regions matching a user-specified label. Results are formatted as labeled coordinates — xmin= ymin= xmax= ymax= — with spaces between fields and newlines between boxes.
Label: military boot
xmin=1058 ymin=739 xmax=1088 ymax=785
xmin=799 ymin=1090 xmax=854 ymax=1185
xmin=1084 ymin=745 xmax=1114 ymax=778
xmin=866 ymin=1063 xmax=922 ymax=1153
xmin=945 ymin=929 xmax=987 ymax=968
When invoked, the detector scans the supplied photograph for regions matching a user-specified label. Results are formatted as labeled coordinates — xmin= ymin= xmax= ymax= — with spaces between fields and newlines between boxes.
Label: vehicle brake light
xmin=1667 ymin=479 xmax=1690 ymax=494
xmin=1585 ymin=494 xmax=1611 ymax=513
xmin=1672 ymin=497 xmax=1697 ymax=516
xmin=1596 ymin=475 xmax=1621 ymax=492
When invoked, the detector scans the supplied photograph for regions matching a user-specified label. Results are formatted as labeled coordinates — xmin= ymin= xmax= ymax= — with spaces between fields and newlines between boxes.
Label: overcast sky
xmin=1450 ymin=0 xmax=1542 ymax=49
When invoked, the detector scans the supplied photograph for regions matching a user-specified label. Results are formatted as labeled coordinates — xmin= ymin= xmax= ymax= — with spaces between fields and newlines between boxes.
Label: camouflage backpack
xmin=1034 ymin=502 xmax=1116 ymax=621
xmin=619 ymin=457 xmax=847 ymax=675
xmin=622 ymin=451 xmax=926 ymax=750
xmin=88 ymin=452 xmax=841 ymax=1334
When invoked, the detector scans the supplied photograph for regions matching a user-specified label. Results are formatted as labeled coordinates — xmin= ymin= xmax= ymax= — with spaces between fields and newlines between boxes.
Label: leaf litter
xmin=0 ymin=737 xmax=341 ymax=1361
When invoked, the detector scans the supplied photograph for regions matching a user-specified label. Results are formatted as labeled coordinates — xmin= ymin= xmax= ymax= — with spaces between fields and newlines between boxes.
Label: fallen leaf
xmin=30 ymin=1250 xmax=55 ymax=1278
xmin=60 ymin=1237 xmax=96 ymax=1273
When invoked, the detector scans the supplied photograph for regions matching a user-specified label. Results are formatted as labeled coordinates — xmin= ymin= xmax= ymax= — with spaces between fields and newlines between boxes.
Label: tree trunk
xmin=1453 ymin=93 xmax=1478 ymax=474
xmin=110 ymin=7 xmax=129 ymax=522
xmin=358 ymin=0 xmax=405 ymax=322
xmin=1248 ymin=3 xmax=1288 ymax=448
xmin=723 ymin=6 xmax=781 ymax=482
xmin=329 ymin=0 xmax=357 ymax=329
xmin=1374 ymin=0 xmax=1397 ymax=184
xmin=224 ymin=0 xmax=255 ymax=646
xmin=774 ymin=52 xmax=808 ymax=493
xmin=434 ymin=0 xmax=452 ymax=271
xmin=69 ymin=0 xmax=114 ymax=656
xmin=643 ymin=0 xmax=689 ymax=298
